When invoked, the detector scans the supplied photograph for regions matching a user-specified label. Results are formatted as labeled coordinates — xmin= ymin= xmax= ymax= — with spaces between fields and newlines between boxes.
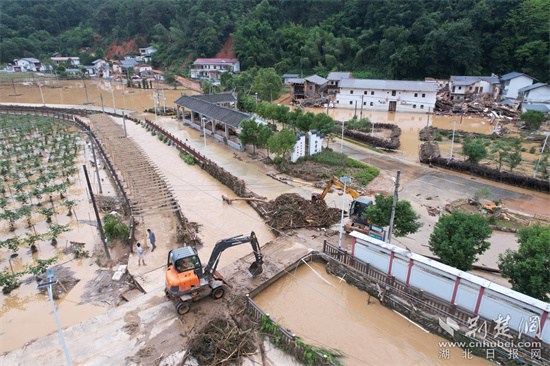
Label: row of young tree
xmin=2 ymin=0 xmax=548 ymax=83
xmin=0 ymin=114 xmax=81 ymax=293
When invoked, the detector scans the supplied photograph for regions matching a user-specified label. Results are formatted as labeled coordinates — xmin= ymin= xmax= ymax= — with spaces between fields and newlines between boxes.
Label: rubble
xmin=435 ymin=92 xmax=521 ymax=120
xmin=256 ymin=193 xmax=341 ymax=231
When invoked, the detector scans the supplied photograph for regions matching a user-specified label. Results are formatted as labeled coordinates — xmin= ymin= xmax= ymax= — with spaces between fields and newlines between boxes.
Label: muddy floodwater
xmin=1 ymin=79 xmax=196 ymax=115
xmin=254 ymin=261 xmax=491 ymax=365
xmin=1 ymin=79 xmax=497 ymax=162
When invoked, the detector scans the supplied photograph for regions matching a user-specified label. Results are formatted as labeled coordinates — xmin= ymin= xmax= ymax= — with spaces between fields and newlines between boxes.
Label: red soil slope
xmin=215 ymin=36 xmax=235 ymax=59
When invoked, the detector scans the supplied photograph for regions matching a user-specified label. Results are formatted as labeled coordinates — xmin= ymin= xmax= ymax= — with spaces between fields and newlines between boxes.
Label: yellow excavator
xmin=312 ymin=176 xmax=374 ymax=234
xmin=165 ymin=232 xmax=263 ymax=315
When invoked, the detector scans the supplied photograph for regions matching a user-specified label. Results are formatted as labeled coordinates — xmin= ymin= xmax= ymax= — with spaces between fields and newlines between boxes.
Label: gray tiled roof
xmin=192 ymin=92 xmax=237 ymax=104
xmin=523 ymin=104 xmax=549 ymax=112
xmin=174 ymin=94 xmax=252 ymax=128
xmin=288 ymin=78 xmax=304 ymax=84
xmin=283 ymin=74 xmax=299 ymax=78
xmin=339 ymin=79 xmax=437 ymax=92
xmin=304 ymin=75 xmax=328 ymax=85
xmin=327 ymin=72 xmax=351 ymax=81
xmin=500 ymin=72 xmax=536 ymax=81
xmin=451 ymin=76 xmax=499 ymax=86
xmin=519 ymin=83 xmax=549 ymax=92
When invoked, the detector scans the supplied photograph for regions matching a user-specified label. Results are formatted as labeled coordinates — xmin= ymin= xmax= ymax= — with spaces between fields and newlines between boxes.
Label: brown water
xmin=1 ymin=79 xmax=195 ymax=114
xmin=254 ymin=261 xmax=492 ymax=365
xmin=305 ymin=106 xmax=494 ymax=161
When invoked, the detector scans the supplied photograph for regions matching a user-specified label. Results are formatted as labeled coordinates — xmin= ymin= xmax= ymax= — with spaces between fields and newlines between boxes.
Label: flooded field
xmin=254 ymin=261 xmax=492 ymax=366
xmin=0 ymin=129 xmax=110 ymax=352
xmin=1 ymin=79 xmax=196 ymax=115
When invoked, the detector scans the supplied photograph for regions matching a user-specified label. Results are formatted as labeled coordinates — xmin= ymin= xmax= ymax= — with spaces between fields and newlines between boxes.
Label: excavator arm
xmin=315 ymin=176 xmax=361 ymax=200
xmin=203 ymin=231 xmax=264 ymax=277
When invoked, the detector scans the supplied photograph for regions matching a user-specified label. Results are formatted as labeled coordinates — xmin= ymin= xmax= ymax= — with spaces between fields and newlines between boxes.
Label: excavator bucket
xmin=248 ymin=262 xmax=263 ymax=277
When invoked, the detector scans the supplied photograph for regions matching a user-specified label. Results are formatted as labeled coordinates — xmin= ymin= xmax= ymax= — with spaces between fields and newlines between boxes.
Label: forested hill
xmin=1 ymin=0 xmax=548 ymax=82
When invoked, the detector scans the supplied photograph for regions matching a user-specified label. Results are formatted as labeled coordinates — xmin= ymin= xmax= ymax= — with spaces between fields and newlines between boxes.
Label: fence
xmin=245 ymin=295 xmax=338 ymax=365
xmin=323 ymin=240 xmax=550 ymax=363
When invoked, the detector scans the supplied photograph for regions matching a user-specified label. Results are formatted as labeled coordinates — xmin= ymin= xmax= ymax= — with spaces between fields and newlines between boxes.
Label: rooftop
xmin=519 ymin=82 xmax=549 ymax=92
xmin=450 ymin=75 xmax=500 ymax=86
xmin=500 ymin=72 xmax=537 ymax=81
xmin=192 ymin=92 xmax=237 ymax=104
xmin=174 ymin=94 xmax=251 ymax=128
xmin=193 ymin=58 xmax=238 ymax=64
xmin=304 ymin=75 xmax=328 ymax=85
xmin=339 ymin=78 xmax=438 ymax=92
xmin=327 ymin=72 xmax=352 ymax=81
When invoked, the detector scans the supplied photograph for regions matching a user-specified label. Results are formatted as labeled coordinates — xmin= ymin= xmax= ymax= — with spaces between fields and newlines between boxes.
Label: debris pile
xmin=435 ymin=93 xmax=520 ymax=120
xmin=187 ymin=317 xmax=256 ymax=365
xmin=258 ymin=193 xmax=341 ymax=230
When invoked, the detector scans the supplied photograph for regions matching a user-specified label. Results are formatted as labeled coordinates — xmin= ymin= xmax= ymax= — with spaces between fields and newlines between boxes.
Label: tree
xmin=267 ymin=129 xmax=298 ymax=161
xmin=364 ymin=194 xmax=422 ymax=237
xmin=252 ymin=68 xmax=282 ymax=102
xmin=238 ymin=118 xmax=261 ymax=154
xmin=520 ymin=110 xmax=546 ymax=130
xmin=498 ymin=224 xmax=550 ymax=301
xmin=462 ymin=139 xmax=487 ymax=164
xmin=429 ymin=211 xmax=492 ymax=271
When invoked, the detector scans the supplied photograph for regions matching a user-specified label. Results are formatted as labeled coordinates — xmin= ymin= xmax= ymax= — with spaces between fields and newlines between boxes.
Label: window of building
xmin=337 ymin=100 xmax=339 ymax=104
xmin=371 ymin=91 xmax=374 ymax=95
xmin=414 ymin=93 xmax=418 ymax=97
xmin=413 ymin=104 xmax=417 ymax=108
xmin=363 ymin=102 xmax=366 ymax=106
xmin=364 ymin=91 xmax=367 ymax=94
xmin=350 ymin=90 xmax=354 ymax=94
xmin=370 ymin=102 xmax=373 ymax=106
xmin=422 ymin=93 xmax=426 ymax=98
xmin=349 ymin=101 xmax=353 ymax=105
xmin=392 ymin=90 xmax=396 ymax=96
xmin=420 ymin=105 xmax=424 ymax=109
xmin=458 ymin=86 xmax=462 ymax=90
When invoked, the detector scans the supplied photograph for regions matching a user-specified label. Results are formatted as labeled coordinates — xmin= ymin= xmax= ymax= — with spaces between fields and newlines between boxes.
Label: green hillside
xmin=1 ymin=0 xmax=548 ymax=82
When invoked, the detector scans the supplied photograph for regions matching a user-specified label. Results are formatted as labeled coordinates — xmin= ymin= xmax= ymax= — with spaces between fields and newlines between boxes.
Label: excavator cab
xmin=166 ymin=246 xmax=203 ymax=296
xmin=349 ymin=197 xmax=373 ymax=225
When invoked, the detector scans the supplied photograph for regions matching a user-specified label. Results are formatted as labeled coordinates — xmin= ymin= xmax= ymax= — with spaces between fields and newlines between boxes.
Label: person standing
xmin=136 ymin=243 xmax=146 ymax=266
xmin=147 ymin=229 xmax=156 ymax=252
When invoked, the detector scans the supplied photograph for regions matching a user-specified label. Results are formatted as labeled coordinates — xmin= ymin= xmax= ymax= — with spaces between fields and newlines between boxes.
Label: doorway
xmin=389 ymin=101 xmax=397 ymax=112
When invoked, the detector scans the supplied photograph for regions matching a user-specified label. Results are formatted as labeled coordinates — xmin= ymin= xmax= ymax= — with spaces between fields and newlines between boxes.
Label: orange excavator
xmin=312 ymin=176 xmax=374 ymax=234
xmin=165 ymin=232 xmax=263 ymax=315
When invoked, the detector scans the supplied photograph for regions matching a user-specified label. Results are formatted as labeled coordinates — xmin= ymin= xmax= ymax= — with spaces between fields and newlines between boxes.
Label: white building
xmin=13 ymin=58 xmax=41 ymax=72
xmin=335 ymin=79 xmax=437 ymax=113
xmin=519 ymin=83 xmax=550 ymax=103
xmin=92 ymin=59 xmax=110 ymax=78
xmin=449 ymin=75 xmax=500 ymax=101
xmin=189 ymin=58 xmax=240 ymax=80
xmin=500 ymin=72 xmax=537 ymax=100
xmin=51 ymin=56 xmax=80 ymax=66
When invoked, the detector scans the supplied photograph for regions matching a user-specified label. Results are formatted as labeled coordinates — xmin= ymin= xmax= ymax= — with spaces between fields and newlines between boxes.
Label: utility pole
xmin=426 ymin=107 xmax=431 ymax=127
xmin=162 ymin=88 xmax=166 ymax=116
xmin=111 ymin=89 xmax=116 ymax=114
xmin=387 ymin=170 xmax=401 ymax=244
xmin=38 ymin=82 xmax=45 ymax=106
xmin=82 ymin=79 xmax=90 ymax=104
xmin=83 ymin=165 xmax=110 ymax=261
xmin=100 ymin=94 xmax=104 ymax=112
xmin=37 ymin=268 xmax=72 ymax=366
xmin=449 ymin=120 xmax=457 ymax=162
xmin=123 ymin=113 xmax=127 ymax=138
xmin=79 ymin=130 xmax=102 ymax=194
xmin=360 ymin=95 xmax=364 ymax=120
